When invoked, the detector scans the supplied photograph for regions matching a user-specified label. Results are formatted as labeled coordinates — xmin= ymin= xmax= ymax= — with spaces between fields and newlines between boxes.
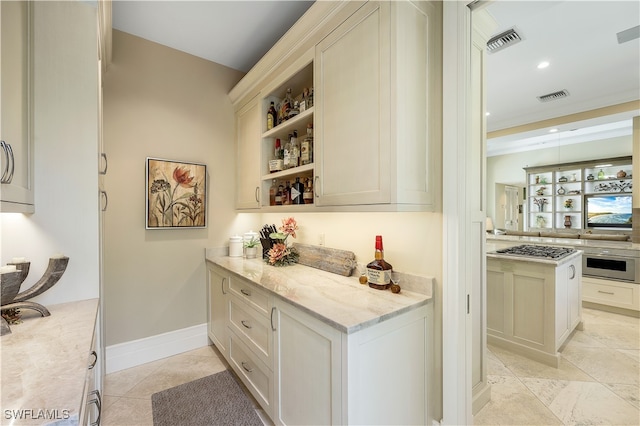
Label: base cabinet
xmin=582 ymin=276 xmax=640 ymax=312
xmin=206 ymin=260 xmax=432 ymax=425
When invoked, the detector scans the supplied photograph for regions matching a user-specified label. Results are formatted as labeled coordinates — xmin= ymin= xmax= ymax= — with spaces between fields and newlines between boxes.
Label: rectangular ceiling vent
xmin=486 ymin=28 xmax=522 ymax=53
xmin=537 ymin=90 xmax=570 ymax=102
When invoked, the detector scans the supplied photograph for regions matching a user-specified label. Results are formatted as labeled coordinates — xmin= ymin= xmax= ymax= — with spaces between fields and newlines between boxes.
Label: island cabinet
xmin=487 ymin=253 xmax=582 ymax=368
xmin=0 ymin=0 xmax=35 ymax=213
xmin=230 ymin=0 xmax=442 ymax=212
xmin=205 ymin=258 xmax=433 ymax=425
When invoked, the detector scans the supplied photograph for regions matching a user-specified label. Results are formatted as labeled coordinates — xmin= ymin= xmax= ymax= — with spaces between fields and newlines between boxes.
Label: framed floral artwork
xmin=146 ymin=158 xmax=207 ymax=229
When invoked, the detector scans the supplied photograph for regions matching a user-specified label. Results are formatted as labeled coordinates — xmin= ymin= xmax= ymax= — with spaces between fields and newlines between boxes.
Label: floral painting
xmin=146 ymin=158 xmax=207 ymax=229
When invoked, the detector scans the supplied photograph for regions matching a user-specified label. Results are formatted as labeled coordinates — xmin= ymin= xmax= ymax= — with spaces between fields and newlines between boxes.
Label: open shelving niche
xmin=524 ymin=157 xmax=632 ymax=231
xmin=259 ymin=59 xmax=315 ymax=210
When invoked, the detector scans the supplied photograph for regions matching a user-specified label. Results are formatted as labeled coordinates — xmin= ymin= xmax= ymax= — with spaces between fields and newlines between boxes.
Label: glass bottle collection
xmin=269 ymin=177 xmax=314 ymax=206
xmin=268 ymin=87 xmax=313 ymax=130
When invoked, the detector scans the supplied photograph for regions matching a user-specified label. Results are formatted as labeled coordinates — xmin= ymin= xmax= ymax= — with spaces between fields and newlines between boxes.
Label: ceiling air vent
xmin=486 ymin=28 xmax=522 ymax=53
xmin=537 ymin=90 xmax=570 ymax=103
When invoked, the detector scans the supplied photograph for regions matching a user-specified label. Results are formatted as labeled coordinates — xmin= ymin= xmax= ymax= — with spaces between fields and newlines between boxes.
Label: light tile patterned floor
xmin=475 ymin=307 xmax=640 ymax=425
xmin=102 ymin=308 xmax=639 ymax=425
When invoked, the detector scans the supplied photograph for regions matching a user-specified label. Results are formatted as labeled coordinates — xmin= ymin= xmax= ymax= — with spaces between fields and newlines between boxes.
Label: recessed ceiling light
xmin=486 ymin=112 xmax=490 ymax=116
xmin=549 ymin=128 xmax=558 ymax=133
xmin=537 ymin=61 xmax=550 ymax=69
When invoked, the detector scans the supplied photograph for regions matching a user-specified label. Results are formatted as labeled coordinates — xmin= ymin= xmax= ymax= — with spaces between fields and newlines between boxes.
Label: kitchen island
xmin=487 ymin=246 xmax=582 ymax=368
xmin=205 ymin=251 xmax=434 ymax=425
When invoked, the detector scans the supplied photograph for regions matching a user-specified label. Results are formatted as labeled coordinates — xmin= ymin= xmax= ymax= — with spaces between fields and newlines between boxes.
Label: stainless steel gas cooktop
xmin=495 ymin=245 xmax=576 ymax=260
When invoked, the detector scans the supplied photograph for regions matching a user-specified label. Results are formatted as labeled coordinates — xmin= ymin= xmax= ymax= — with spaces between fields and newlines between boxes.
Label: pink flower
xmin=268 ymin=243 xmax=290 ymax=264
xmin=279 ymin=217 xmax=298 ymax=239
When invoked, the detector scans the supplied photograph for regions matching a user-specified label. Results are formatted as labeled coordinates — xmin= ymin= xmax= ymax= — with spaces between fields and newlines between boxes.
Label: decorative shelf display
xmin=524 ymin=156 xmax=632 ymax=231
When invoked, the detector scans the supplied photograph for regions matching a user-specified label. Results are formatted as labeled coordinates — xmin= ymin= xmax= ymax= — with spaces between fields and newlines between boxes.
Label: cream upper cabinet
xmin=0 ymin=1 xmax=34 ymax=213
xmin=230 ymin=1 xmax=442 ymax=212
xmin=236 ymin=95 xmax=262 ymax=209
xmin=314 ymin=1 xmax=441 ymax=210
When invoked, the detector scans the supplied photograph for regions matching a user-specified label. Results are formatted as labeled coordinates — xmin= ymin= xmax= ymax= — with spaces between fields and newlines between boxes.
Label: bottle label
xmin=366 ymin=268 xmax=391 ymax=285
xmin=301 ymin=142 xmax=310 ymax=163
xmin=267 ymin=115 xmax=273 ymax=130
xmin=269 ymin=160 xmax=284 ymax=172
xmin=283 ymin=150 xmax=291 ymax=168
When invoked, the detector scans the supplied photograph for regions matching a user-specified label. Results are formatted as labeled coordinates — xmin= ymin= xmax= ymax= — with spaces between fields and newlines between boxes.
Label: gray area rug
xmin=152 ymin=370 xmax=263 ymax=426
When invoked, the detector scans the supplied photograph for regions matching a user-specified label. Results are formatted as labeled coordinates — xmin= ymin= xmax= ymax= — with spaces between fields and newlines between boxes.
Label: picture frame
xmin=146 ymin=157 xmax=207 ymax=229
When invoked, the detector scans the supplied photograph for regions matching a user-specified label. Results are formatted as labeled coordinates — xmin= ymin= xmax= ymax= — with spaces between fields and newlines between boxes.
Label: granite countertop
xmin=206 ymin=254 xmax=433 ymax=334
xmin=487 ymin=234 xmax=640 ymax=253
xmin=486 ymin=248 xmax=583 ymax=266
xmin=1 ymin=298 xmax=99 ymax=425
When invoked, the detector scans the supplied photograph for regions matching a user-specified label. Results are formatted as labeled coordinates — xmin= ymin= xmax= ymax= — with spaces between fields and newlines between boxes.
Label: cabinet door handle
xmin=314 ymin=176 xmax=319 ymax=197
xmin=0 ymin=141 xmax=8 ymax=183
xmin=241 ymin=361 xmax=253 ymax=373
xmin=241 ymin=320 xmax=252 ymax=329
xmin=597 ymin=290 xmax=615 ymax=295
xmin=255 ymin=186 xmax=260 ymax=203
xmin=88 ymin=390 xmax=101 ymax=426
xmin=99 ymin=153 xmax=108 ymax=175
xmin=240 ymin=288 xmax=251 ymax=297
xmin=100 ymin=190 xmax=108 ymax=212
xmin=88 ymin=350 xmax=98 ymax=369
xmin=6 ymin=142 xmax=14 ymax=184
xmin=270 ymin=307 xmax=276 ymax=331
xmin=221 ymin=277 xmax=227 ymax=295
xmin=569 ymin=264 xmax=576 ymax=279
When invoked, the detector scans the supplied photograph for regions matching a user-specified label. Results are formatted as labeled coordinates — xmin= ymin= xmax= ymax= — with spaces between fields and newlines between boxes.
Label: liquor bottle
xmin=281 ymin=88 xmax=294 ymax=123
xmin=283 ymin=181 xmax=291 ymax=205
xmin=267 ymin=101 xmax=277 ymax=130
xmin=301 ymin=124 xmax=313 ymax=165
xmin=283 ymin=134 xmax=292 ymax=170
xmin=291 ymin=177 xmax=304 ymax=205
xmin=303 ymin=178 xmax=314 ymax=204
xmin=366 ymin=235 xmax=393 ymax=290
xmin=307 ymin=88 xmax=314 ymax=108
xmin=288 ymin=100 xmax=300 ymax=120
xmin=299 ymin=88 xmax=308 ymax=112
xmin=290 ymin=130 xmax=300 ymax=168
xmin=269 ymin=179 xmax=277 ymax=206
xmin=269 ymin=139 xmax=284 ymax=173
xmin=275 ymin=184 xmax=284 ymax=205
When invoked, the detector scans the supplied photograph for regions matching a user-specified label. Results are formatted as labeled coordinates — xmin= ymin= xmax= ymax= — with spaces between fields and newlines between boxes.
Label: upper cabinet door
xmin=236 ymin=95 xmax=262 ymax=209
xmin=315 ymin=2 xmax=391 ymax=206
xmin=0 ymin=1 xmax=34 ymax=212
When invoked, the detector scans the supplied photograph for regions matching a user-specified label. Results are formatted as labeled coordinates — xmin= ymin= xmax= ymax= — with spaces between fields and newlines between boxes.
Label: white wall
xmin=486 ymin=135 xmax=633 ymax=224
xmin=0 ymin=1 xmax=99 ymax=306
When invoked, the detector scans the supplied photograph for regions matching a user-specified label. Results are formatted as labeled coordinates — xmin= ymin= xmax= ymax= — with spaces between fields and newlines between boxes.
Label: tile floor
xmin=102 ymin=307 xmax=639 ymax=425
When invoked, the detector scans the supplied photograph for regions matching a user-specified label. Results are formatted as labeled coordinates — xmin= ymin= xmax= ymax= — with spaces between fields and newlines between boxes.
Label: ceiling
xmin=112 ymin=1 xmax=640 ymax=155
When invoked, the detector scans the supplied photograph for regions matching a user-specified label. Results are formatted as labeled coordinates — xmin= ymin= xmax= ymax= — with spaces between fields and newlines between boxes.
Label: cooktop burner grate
xmin=495 ymin=245 xmax=576 ymax=260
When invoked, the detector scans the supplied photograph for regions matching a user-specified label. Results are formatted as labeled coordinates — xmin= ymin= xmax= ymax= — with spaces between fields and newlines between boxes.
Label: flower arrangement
xmin=564 ymin=198 xmax=574 ymax=209
xmin=266 ymin=217 xmax=300 ymax=266
xmin=533 ymin=197 xmax=548 ymax=212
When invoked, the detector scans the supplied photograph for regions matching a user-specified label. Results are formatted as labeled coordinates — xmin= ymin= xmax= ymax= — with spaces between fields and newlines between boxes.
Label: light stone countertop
xmin=206 ymin=254 xmax=433 ymax=334
xmin=1 ymin=298 xmax=99 ymax=425
xmin=487 ymin=234 xmax=640 ymax=253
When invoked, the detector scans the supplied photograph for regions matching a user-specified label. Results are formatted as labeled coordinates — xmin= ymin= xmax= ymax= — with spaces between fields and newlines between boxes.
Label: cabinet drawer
xmin=229 ymin=296 xmax=272 ymax=363
xmin=229 ymin=334 xmax=273 ymax=413
xmin=229 ymin=277 xmax=271 ymax=316
xmin=583 ymin=278 xmax=640 ymax=311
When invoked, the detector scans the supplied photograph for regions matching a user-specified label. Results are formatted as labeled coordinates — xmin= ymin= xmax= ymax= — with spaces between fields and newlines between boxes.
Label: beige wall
xmin=103 ymin=31 xmax=245 ymax=345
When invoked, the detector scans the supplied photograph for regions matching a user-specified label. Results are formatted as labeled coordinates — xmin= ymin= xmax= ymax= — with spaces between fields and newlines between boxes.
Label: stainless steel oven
xmin=582 ymin=247 xmax=639 ymax=283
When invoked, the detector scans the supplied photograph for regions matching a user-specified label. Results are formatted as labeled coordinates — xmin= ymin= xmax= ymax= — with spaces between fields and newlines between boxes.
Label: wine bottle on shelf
xmin=290 ymin=130 xmax=300 ymax=168
xmin=283 ymin=134 xmax=292 ymax=170
xmin=303 ymin=178 xmax=314 ymax=204
xmin=301 ymin=124 xmax=313 ymax=165
xmin=300 ymin=88 xmax=309 ymax=112
xmin=291 ymin=177 xmax=304 ymax=205
xmin=267 ymin=101 xmax=277 ymax=130
xmin=269 ymin=139 xmax=284 ymax=173
xmin=269 ymin=179 xmax=277 ymax=206
xmin=366 ymin=235 xmax=393 ymax=290
xmin=275 ymin=184 xmax=284 ymax=206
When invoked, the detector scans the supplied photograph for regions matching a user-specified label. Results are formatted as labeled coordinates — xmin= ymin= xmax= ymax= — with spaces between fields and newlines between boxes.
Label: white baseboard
xmin=105 ymin=323 xmax=208 ymax=374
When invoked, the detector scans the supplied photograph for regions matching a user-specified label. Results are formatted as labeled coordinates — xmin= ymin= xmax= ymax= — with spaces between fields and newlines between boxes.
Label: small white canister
xmin=229 ymin=236 xmax=243 ymax=257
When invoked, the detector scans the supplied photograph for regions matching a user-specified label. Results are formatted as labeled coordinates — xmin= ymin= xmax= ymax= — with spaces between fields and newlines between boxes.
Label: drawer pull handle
xmin=597 ymin=290 xmax=615 ymax=295
xmin=569 ymin=265 xmax=576 ymax=279
xmin=270 ymin=307 xmax=276 ymax=331
xmin=88 ymin=390 xmax=101 ymax=426
xmin=240 ymin=288 xmax=251 ymax=297
xmin=255 ymin=186 xmax=260 ymax=203
xmin=241 ymin=320 xmax=251 ymax=329
xmin=88 ymin=350 xmax=98 ymax=369
xmin=221 ymin=277 xmax=227 ymax=295
xmin=99 ymin=153 xmax=108 ymax=175
xmin=241 ymin=361 xmax=253 ymax=373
